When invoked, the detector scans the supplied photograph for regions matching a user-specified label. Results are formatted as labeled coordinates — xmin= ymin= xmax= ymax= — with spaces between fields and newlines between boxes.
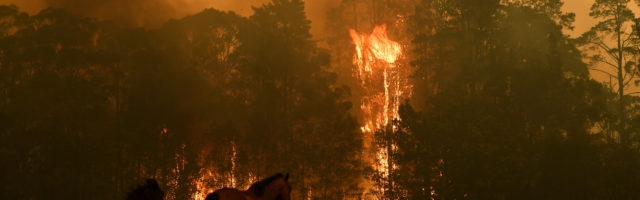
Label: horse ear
xmin=285 ymin=173 xmax=289 ymax=181
xmin=146 ymin=179 xmax=159 ymax=187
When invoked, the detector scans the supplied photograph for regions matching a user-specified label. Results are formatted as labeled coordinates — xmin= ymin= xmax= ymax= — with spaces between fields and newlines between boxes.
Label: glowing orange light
xmin=350 ymin=24 xmax=411 ymax=199
xmin=191 ymin=142 xmax=242 ymax=200
xmin=349 ymin=24 xmax=406 ymax=135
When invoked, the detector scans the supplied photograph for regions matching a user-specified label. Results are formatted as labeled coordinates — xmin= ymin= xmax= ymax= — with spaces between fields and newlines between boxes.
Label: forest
xmin=2 ymin=0 xmax=640 ymax=199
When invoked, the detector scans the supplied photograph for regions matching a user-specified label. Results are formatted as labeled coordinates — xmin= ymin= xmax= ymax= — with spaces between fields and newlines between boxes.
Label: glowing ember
xmin=349 ymin=24 xmax=407 ymax=134
xmin=161 ymin=126 xmax=168 ymax=136
xmin=192 ymin=169 xmax=215 ymax=200
xmin=349 ymin=24 xmax=411 ymax=198
xmin=230 ymin=141 xmax=238 ymax=188
xmin=191 ymin=142 xmax=244 ymax=200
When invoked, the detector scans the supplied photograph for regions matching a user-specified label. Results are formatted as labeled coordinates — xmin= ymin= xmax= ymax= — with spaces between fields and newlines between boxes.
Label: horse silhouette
xmin=206 ymin=173 xmax=291 ymax=200
xmin=125 ymin=179 xmax=165 ymax=200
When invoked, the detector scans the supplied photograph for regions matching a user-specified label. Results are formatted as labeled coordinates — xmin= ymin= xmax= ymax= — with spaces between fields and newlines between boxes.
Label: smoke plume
xmin=1 ymin=0 xmax=339 ymax=37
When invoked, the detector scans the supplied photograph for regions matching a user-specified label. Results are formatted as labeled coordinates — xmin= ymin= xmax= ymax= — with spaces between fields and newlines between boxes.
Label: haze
xmin=2 ymin=0 xmax=640 ymax=200
xmin=0 ymin=0 xmax=339 ymax=38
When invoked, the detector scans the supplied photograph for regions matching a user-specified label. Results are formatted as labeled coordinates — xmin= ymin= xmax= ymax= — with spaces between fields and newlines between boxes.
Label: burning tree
xmin=326 ymin=0 xmax=417 ymax=199
xmin=349 ymin=24 xmax=411 ymax=199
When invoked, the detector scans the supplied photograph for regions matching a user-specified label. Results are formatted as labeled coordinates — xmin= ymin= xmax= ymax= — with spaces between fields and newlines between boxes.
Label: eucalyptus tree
xmin=577 ymin=0 xmax=640 ymax=143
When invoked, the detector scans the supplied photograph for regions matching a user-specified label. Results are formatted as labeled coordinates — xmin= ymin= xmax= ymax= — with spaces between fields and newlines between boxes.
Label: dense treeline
xmin=327 ymin=0 xmax=640 ymax=199
xmin=2 ymin=0 xmax=640 ymax=199
xmin=0 ymin=0 xmax=362 ymax=199
xmin=385 ymin=0 xmax=640 ymax=199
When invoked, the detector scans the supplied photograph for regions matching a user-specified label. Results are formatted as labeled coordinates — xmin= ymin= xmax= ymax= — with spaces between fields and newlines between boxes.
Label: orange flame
xmin=350 ymin=24 xmax=411 ymax=198
xmin=350 ymin=25 xmax=402 ymax=65
xmin=190 ymin=142 xmax=248 ymax=200
xmin=349 ymin=24 xmax=408 ymax=134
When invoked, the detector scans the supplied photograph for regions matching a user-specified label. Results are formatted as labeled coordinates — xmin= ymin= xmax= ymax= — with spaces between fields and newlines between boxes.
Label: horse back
xmin=207 ymin=188 xmax=253 ymax=200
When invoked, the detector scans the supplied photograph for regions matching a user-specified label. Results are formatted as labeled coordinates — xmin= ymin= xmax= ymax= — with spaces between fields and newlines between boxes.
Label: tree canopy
xmin=2 ymin=0 xmax=640 ymax=199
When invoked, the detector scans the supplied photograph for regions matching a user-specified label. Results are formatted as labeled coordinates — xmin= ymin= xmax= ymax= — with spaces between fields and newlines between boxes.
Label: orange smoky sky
xmin=0 ymin=0 xmax=339 ymax=38
xmin=1 ymin=0 xmax=639 ymax=87
xmin=562 ymin=0 xmax=640 ymax=93
xmin=563 ymin=0 xmax=640 ymax=37
xmin=3 ymin=0 xmax=638 ymax=38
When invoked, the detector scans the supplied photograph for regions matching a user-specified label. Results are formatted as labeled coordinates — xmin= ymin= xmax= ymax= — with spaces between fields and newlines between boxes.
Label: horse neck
xmin=260 ymin=179 xmax=285 ymax=200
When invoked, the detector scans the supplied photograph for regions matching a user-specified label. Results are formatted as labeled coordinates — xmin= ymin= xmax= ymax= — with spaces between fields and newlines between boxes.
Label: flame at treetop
xmin=349 ymin=24 xmax=412 ymax=198
xmin=349 ymin=24 xmax=409 ymax=134
xmin=349 ymin=25 xmax=404 ymax=133
xmin=350 ymin=25 xmax=402 ymax=66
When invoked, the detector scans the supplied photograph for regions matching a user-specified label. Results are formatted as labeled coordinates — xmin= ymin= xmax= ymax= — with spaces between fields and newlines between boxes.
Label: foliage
xmin=0 ymin=1 xmax=362 ymax=199
xmin=2 ymin=0 xmax=640 ymax=199
xmin=390 ymin=1 xmax=640 ymax=199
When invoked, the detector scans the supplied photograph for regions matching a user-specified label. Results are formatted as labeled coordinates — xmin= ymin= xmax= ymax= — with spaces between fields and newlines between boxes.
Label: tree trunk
xmin=617 ymin=10 xmax=626 ymax=144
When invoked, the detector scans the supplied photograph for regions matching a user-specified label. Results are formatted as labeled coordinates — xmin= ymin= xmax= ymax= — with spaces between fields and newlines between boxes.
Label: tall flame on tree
xmin=350 ymin=24 xmax=411 ymax=197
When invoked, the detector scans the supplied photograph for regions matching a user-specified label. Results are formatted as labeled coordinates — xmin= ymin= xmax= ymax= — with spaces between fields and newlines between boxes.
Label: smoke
xmin=304 ymin=0 xmax=341 ymax=39
xmin=24 ymin=0 xmax=262 ymax=27
xmin=1 ymin=0 xmax=340 ymax=37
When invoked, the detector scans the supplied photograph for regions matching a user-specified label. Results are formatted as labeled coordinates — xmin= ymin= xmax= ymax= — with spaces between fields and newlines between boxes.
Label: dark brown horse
xmin=205 ymin=173 xmax=291 ymax=200
xmin=125 ymin=179 xmax=165 ymax=200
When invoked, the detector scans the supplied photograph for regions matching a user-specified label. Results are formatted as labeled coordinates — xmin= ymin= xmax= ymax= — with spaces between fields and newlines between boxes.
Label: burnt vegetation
xmin=2 ymin=0 xmax=640 ymax=199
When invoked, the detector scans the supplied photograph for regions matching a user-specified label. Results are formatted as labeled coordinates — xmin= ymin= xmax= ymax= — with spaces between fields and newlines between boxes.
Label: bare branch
xmin=593 ymin=39 xmax=620 ymax=61
xmin=623 ymin=73 xmax=633 ymax=87
xmin=623 ymin=70 xmax=638 ymax=88
xmin=597 ymin=58 xmax=620 ymax=70
xmin=589 ymin=68 xmax=618 ymax=78
xmin=622 ymin=32 xmax=634 ymax=46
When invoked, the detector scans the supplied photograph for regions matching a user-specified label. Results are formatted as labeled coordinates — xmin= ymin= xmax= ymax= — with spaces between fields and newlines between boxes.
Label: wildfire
xmin=349 ymin=25 xmax=408 ymax=134
xmin=349 ymin=24 xmax=411 ymax=198
xmin=350 ymin=25 xmax=402 ymax=66
xmin=182 ymin=24 xmax=410 ymax=200
xmin=190 ymin=142 xmax=257 ymax=200
xmin=192 ymin=169 xmax=215 ymax=200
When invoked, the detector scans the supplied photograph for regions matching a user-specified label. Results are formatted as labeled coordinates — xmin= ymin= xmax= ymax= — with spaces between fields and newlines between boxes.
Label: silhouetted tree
xmin=577 ymin=0 xmax=640 ymax=143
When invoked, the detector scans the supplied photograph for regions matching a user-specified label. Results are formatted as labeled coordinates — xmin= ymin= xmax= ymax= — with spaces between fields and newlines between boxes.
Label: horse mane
xmin=204 ymin=193 xmax=219 ymax=200
xmin=248 ymin=173 xmax=284 ymax=197
xmin=126 ymin=179 xmax=164 ymax=200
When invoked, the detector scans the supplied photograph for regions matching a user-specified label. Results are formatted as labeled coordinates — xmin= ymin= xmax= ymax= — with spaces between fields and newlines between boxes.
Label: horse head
xmin=247 ymin=173 xmax=291 ymax=200
xmin=125 ymin=179 xmax=165 ymax=200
